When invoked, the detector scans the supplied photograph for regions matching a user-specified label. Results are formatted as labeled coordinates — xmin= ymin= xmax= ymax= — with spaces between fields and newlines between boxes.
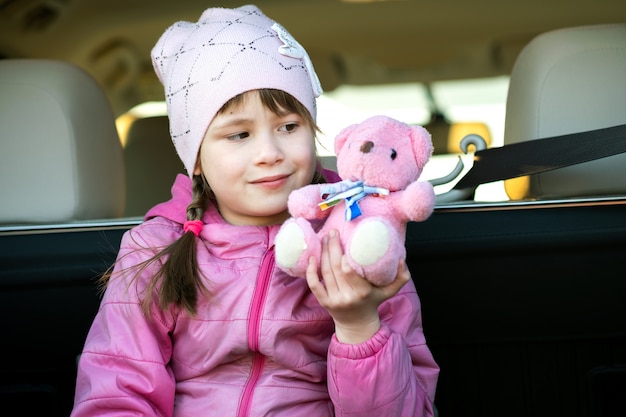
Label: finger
xmin=325 ymin=229 xmax=345 ymax=270
xmin=340 ymin=253 xmax=353 ymax=275
xmin=305 ymin=256 xmax=327 ymax=299
xmin=319 ymin=232 xmax=338 ymax=292
xmin=397 ymin=259 xmax=411 ymax=283
xmin=325 ymin=229 xmax=350 ymax=291
xmin=384 ymin=260 xmax=411 ymax=295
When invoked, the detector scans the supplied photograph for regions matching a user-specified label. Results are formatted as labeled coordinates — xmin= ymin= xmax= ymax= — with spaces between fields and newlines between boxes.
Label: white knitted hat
xmin=151 ymin=4 xmax=323 ymax=177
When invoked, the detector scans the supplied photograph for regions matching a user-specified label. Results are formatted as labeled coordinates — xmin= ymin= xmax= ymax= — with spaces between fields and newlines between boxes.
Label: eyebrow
xmin=209 ymin=116 xmax=253 ymax=131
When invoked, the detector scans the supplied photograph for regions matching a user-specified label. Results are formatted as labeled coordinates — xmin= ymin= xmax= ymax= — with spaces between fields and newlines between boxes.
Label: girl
xmin=71 ymin=5 xmax=439 ymax=417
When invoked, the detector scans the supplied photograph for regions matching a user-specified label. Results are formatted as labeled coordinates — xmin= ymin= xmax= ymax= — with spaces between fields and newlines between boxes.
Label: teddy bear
xmin=274 ymin=115 xmax=436 ymax=286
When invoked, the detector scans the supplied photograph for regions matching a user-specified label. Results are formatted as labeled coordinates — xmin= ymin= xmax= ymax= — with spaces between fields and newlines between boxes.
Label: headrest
xmin=123 ymin=115 xmax=185 ymax=217
xmin=0 ymin=59 xmax=125 ymax=224
xmin=503 ymin=23 xmax=626 ymax=200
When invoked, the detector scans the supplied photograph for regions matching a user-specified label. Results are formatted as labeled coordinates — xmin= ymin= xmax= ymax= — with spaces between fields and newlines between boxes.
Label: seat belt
xmin=453 ymin=124 xmax=626 ymax=190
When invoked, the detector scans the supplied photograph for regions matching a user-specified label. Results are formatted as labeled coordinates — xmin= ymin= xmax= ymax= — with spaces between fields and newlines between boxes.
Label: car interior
xmin=1 ymin=1 xmax=626 ymax=416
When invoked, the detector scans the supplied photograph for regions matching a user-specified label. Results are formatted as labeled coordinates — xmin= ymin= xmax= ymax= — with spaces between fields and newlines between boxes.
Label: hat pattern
xmin=151 ymin=5 xmax=322 ymax=176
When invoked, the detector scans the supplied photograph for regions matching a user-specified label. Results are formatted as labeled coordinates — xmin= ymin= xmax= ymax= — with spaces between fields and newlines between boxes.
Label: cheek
xmin=296 ymin=142 xmax=318 ymax=181
xmin=196 ymin=145 xmax=232 ymax=185
xmin=202 ymin=156 xmax=233 ymax=186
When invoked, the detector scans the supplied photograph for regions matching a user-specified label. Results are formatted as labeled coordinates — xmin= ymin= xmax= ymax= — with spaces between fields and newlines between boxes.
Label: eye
xmin=279 ymin=122 xmax=299 ymax=133
xmin=391 ymin=149 xmax=397 ymax=160
xmin=227 ymin=131 xmax=249 ymax=141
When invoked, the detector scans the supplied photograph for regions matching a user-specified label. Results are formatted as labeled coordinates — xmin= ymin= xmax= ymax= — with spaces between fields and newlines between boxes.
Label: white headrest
xmin=0 ymin=59 xmax=125 ymax=223
xmin=503 ymin=23 xmax=626 ymax=199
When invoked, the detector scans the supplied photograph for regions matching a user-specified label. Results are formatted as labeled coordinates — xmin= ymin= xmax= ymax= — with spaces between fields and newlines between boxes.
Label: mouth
xmin=250 ymin=174 xmax=290 ymax=188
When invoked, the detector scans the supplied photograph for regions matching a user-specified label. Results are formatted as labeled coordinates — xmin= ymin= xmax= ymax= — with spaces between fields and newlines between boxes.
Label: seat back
xmin=503 ymin=23 xmax=626 ymax=200
xmin=123 ymin=115 xmax=185 ymax=217
xmin=0 ymin=59 xmax=125 ymax=223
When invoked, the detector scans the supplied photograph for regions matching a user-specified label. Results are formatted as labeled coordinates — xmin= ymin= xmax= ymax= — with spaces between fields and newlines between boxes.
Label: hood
xmin=145 ymin=173 xmax=195 ymax=224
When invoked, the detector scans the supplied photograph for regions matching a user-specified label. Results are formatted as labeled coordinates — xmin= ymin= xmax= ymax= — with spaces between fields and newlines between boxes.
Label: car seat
xmin=122 ymin=115 xmax=185 ymax=217
xmin=0 ymin=59 xmax=125 ymax=223
xmin=503 ymin=23 xmax=626 ymax=200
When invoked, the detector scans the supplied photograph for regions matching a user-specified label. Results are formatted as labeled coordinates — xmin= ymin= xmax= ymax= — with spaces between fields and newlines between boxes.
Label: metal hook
xmin=429 ymin=134 xmax=488 ymax=203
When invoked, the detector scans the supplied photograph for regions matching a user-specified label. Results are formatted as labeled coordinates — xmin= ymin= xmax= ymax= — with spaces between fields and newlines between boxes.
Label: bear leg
xmin=347 ymin=218 xmax=399 ymax=286
xmin=274 ymin=217 xmax=320 ymax=278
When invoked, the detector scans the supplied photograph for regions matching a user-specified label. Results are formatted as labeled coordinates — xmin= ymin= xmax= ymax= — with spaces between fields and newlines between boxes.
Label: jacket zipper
xmin=238 ymin=247 xmax=275 ymax=417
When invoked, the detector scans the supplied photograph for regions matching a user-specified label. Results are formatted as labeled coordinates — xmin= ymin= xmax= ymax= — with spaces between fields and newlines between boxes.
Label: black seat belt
xmin=452 ymin=124 xmax=626 ymax=190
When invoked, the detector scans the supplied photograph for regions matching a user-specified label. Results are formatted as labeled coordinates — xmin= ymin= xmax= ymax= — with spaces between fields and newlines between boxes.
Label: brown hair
xmin=103 ymin=89 xmax=327 ymax=316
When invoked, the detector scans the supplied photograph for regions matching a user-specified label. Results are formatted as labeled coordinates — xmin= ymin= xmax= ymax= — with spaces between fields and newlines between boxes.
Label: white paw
xmin=349 ymin=220 xmax=390 ymax=266
xmin=275 ymin=221 xmax=307 ymax=268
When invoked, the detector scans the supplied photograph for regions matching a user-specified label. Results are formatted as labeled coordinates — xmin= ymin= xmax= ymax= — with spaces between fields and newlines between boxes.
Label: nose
xmin=255 ymin=132 xmax=284 ymax=164
xmin=360 ymin=141 xmax=374 ymax=153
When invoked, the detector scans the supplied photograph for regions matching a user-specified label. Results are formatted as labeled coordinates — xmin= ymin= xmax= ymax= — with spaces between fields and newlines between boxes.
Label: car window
xmin=118 ymin=75 xmax=510 ymax=206
xmin=2 ymin=1 xmax=626 ymax=227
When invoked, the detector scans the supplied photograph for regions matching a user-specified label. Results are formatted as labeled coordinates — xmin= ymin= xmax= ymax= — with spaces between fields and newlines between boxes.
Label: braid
xmin=188 ymin=174 xmax=212 ymax=219
xmin=153 ymin=175 xmax=211 ymax=315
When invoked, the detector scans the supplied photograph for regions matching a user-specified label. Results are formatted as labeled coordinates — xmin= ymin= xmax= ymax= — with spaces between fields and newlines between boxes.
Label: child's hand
xmin=305 ymin=229 xmax=410 ymax=344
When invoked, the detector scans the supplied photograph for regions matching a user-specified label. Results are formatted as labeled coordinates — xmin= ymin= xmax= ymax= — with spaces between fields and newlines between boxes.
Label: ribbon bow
xmin=318 ymin=180 xmax=389 ymax=221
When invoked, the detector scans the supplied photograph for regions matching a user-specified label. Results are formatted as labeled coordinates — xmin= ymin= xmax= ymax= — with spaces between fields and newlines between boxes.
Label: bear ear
xmin=410 ymin=125 xmax=434 ymax=168
xmin=334 ymin=123 xmax=358 ymax=155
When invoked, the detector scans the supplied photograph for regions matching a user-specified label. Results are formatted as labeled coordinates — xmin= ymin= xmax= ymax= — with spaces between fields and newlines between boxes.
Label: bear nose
xmin=360 ymin=141 xmax=374 ymax=153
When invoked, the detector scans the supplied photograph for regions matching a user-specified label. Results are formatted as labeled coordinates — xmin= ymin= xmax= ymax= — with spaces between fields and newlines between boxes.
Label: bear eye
xmin=391 ymin=149 xmax=397 ymax=160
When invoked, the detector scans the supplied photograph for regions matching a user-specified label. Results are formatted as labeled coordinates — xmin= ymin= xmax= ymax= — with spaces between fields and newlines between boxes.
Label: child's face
xmin=195 ymin=91 xmax=317 ymax=226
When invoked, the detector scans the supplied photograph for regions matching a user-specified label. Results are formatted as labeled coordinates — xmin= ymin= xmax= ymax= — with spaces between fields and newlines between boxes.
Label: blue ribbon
xmin=318 ymin=180 xmax=389 ymax=221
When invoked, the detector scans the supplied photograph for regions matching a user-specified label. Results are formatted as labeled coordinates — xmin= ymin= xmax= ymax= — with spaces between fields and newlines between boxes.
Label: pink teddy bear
xmin=275 ymin=115 xmax=435 ymax=286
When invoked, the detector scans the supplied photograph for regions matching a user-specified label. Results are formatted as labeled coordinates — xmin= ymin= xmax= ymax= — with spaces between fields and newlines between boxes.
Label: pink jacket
xmin=71 ymin=174 xmax=439 ymax=417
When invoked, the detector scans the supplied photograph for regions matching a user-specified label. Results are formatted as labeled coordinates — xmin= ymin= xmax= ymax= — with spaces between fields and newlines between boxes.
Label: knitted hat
xmin=151 ymin=4 xmax=323 ymax=177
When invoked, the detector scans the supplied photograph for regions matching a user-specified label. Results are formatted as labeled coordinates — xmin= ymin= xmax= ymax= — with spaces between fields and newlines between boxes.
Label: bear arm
xmin=394 ymin=181 xmax=436 ymax=222
xmin=288 ymin=184 xmax=329 ymax=220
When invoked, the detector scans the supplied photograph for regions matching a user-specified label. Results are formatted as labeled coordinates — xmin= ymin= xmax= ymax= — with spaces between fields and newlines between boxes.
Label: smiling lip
xmin=251 ymin=174 xmax=290 ymax=189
